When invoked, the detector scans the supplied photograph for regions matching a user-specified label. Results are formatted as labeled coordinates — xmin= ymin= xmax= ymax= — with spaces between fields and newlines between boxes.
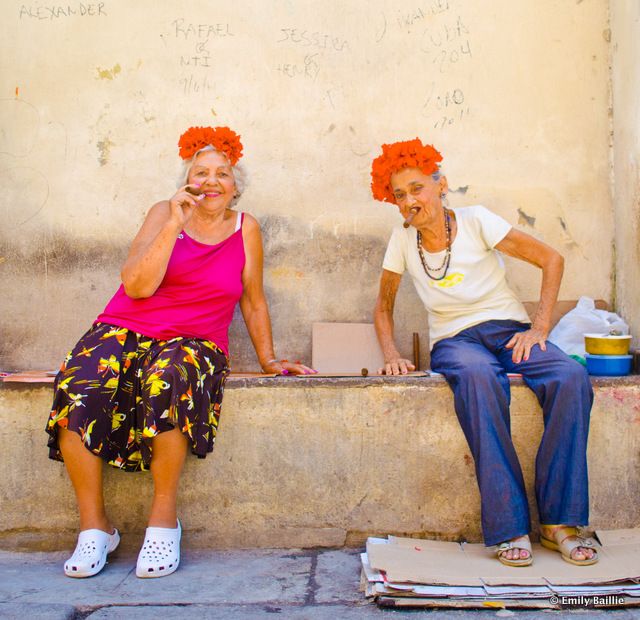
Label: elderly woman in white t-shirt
xmin=371 ymin=138 xmax=598 ymax=567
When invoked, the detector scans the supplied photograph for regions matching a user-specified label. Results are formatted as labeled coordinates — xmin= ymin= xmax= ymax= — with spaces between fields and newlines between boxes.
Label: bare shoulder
xmin=240 ymin=212 xmax=262 ymax=246
xmin=130 ymin=201 xmax=172 ymax=244
xmin=241 ymin=212 xmax=261 ymax=232
xmin=146 ymin=200 xmax=171 ymax=220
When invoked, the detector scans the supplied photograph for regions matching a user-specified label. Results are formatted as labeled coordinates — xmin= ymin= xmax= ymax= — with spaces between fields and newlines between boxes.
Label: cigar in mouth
xmin=403 ymin=207 xmax=420 ymax=228
xmin=185 ymin=185 xmax=203 ymax=196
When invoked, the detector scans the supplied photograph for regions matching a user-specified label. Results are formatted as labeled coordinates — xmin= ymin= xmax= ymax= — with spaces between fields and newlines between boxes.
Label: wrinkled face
xmin=391 ymin=168 xmax=448 ymax=220
xmin=187 ymin=150 xmax=236 ymax=209
xmin=390 ymin=167 xmax=448 ymax=224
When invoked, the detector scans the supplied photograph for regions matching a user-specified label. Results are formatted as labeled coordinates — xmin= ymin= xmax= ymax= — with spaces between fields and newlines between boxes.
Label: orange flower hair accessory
xmin=370 ymin=138 xmax=443 ymax=203
xmin=178 ymin=126 xmax=243 ymax=165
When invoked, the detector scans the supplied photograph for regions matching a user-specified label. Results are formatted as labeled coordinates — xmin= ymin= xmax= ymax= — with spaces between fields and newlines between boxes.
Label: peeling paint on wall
xmin=557 ymin=217 xmax=580 ymax=249
xmin=451 ymin=185 xmax=468 ymax=194
xmin=517 ymin=208 xmax=536 ymax=227
xmin=96 ymin=63 xmax=121 ymax=80
xmin=96 ymin=137 xmax=115 ymax=166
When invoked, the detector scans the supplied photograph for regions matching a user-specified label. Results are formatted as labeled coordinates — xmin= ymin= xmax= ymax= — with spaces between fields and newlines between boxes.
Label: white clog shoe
xmin=136 ymin=519 xmax=181 ymax=578
xmin=64 ymin=528 xmax=120 ymax=578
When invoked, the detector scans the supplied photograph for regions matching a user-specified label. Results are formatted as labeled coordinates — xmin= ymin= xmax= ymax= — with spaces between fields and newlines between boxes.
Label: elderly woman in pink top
xmin=46 ymin=126 xmax=314 ymax=580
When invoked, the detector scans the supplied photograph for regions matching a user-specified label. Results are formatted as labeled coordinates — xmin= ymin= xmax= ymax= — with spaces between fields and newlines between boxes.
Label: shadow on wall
xmin=0 ymin=230 xmax=127 ymax=371
xmin=0 ymin=217 xmax=429 ymax=371
xmin=227 ymin=215 xmax=428 ymax=371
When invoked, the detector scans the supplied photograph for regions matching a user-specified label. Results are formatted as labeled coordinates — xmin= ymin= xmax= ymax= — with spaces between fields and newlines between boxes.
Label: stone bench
xmin=1 ymin=373 xmax=639 ymax=552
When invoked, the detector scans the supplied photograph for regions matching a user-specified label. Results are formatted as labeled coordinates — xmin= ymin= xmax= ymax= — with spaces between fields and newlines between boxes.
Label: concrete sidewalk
xmin=1 ymin=548 xmax=639 ymax=619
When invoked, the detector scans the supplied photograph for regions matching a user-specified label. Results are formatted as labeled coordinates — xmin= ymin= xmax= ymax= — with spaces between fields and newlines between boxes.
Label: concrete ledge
xmin=1 ymin=376 xmax=639 ymax=550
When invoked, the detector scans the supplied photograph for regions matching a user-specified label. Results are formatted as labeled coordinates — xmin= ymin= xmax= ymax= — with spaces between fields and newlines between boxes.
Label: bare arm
xmin=121 ymin=185 xmax=202 ymax=299
xmin=239 ymin=215 xmax=314 ymax=375
xmin=495 ymin=227 xmax=565 ymax=362
xmin=374 ymin=269 xmax=415 ymax=375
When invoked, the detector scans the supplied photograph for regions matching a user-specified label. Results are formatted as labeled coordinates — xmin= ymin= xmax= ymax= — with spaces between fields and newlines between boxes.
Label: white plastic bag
xmin=548 ymin=296 xmax=629 ymax=357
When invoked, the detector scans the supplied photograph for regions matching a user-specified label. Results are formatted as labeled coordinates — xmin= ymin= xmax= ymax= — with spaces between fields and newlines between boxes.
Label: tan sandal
xmin=496 ymin=535 xmax=533 ymax=567
xmin=540 ymin=526 xmax=599 ymax=566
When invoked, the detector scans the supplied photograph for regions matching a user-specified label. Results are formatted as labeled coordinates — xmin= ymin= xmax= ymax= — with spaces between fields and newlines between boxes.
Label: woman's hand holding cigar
xmin=169 ymin=184 xmax=204 ymax=228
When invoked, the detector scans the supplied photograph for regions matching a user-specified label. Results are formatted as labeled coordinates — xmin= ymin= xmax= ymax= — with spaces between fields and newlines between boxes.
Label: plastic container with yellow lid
xmin=583 ymin=334 xmax=632 ymax=356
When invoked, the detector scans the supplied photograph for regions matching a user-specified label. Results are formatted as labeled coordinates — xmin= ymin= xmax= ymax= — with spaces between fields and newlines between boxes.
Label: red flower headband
xmin=178 ymin=126 xmax=243 ymax=165
xmin=370 ymin=138 xmax=443 ymax=203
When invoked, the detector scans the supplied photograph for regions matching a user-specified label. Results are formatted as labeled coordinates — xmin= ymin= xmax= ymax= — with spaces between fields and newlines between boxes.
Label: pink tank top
xmin=96 ymin=212 xmax=245 ymax=355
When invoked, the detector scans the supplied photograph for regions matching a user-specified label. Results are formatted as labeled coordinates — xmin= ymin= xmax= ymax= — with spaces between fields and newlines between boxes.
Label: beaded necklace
xmin=416 ymin=208 xmax=451 ymax=281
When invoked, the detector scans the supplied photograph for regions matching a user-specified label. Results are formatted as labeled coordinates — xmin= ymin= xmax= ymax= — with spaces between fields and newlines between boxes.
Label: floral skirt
xmin=46 ymin=323 xmax=230 ymax=472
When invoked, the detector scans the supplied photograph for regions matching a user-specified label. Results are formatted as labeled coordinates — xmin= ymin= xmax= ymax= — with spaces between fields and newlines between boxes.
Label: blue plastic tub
xmin=585 ymin=354 xmax=633 ymax=376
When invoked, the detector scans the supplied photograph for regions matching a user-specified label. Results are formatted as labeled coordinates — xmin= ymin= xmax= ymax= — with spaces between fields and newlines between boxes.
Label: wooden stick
xmin=413 ymin=332 xmax=420 ymax=370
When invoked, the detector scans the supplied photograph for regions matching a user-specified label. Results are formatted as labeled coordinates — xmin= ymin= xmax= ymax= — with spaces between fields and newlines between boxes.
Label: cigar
xmin=185 ymin=185 xmax=203 ymax=196
xmin=403 ymin=207 xmax=420 ymax=228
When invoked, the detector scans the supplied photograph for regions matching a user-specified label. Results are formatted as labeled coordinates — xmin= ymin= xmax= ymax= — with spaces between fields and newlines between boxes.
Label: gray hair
xmin=177 ymin=146 xmax=248 ymax=208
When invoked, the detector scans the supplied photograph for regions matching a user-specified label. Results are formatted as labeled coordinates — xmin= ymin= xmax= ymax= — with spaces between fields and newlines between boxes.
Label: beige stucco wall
xmin=0 ymin=1 xmax=614 ymax=371
xmin=611 ymin=0 xmax=640 ymax=339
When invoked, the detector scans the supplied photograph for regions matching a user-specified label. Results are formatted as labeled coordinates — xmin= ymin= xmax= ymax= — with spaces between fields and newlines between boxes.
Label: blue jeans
xmin=430 ymin=319 xmax=593 ymax=546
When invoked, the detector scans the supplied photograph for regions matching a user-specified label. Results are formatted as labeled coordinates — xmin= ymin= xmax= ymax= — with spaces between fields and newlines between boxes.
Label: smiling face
xmin=187 ymin=150 xmax=236 ymax=209
xmin=390 ymin=167 xmax=448 ymax=224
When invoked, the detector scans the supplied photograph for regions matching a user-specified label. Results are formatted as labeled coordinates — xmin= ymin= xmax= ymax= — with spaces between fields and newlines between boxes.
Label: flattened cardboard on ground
xmin=597 ymin=528 xmax=640 ymax=546
xmin=368 ymin=573 xmax=640 ymax=602
xmin=482 ymin=584 xmax=553 ymax=597
xmin=367 ymin=530 xmax=640 ymax=587
xmin=551 ymin=584 xmax=640 ymax=596
xmin=376 ymin=596 xmax=556 ymax=609
xmin=387 ymin=536 xmax=458 ymax=550
xmin=462 ymin=541 xmax=635 ymax=586
xmin=367 ymin=537 xmax=484 ymax=586
xmin=312 ymin=322 xmax=385 ymax=373
xmin=360 ymin=553 xmax=382 ymax=583
xmin=376 ymin=582 xmax=488 ymax=598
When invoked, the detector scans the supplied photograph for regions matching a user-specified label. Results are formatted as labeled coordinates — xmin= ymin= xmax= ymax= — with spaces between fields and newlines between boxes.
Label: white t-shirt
xmin=382 ymin=205 xmax=531 ymax=347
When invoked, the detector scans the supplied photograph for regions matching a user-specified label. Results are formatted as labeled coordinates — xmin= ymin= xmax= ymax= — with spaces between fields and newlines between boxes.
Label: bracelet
xmin=262 ymin=358 xmax=290 ymax=376
xmin=262 ymin=358 xmax=283 ymax=371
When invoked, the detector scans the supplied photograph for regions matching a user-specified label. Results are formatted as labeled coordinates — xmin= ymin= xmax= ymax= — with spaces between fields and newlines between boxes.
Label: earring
xmin=441 ymin=193 xmax=450 ymax=209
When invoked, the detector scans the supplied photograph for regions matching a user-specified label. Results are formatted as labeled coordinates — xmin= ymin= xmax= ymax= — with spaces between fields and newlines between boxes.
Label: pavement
xmin=1 ymin=547 xmax=639 ymax=619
